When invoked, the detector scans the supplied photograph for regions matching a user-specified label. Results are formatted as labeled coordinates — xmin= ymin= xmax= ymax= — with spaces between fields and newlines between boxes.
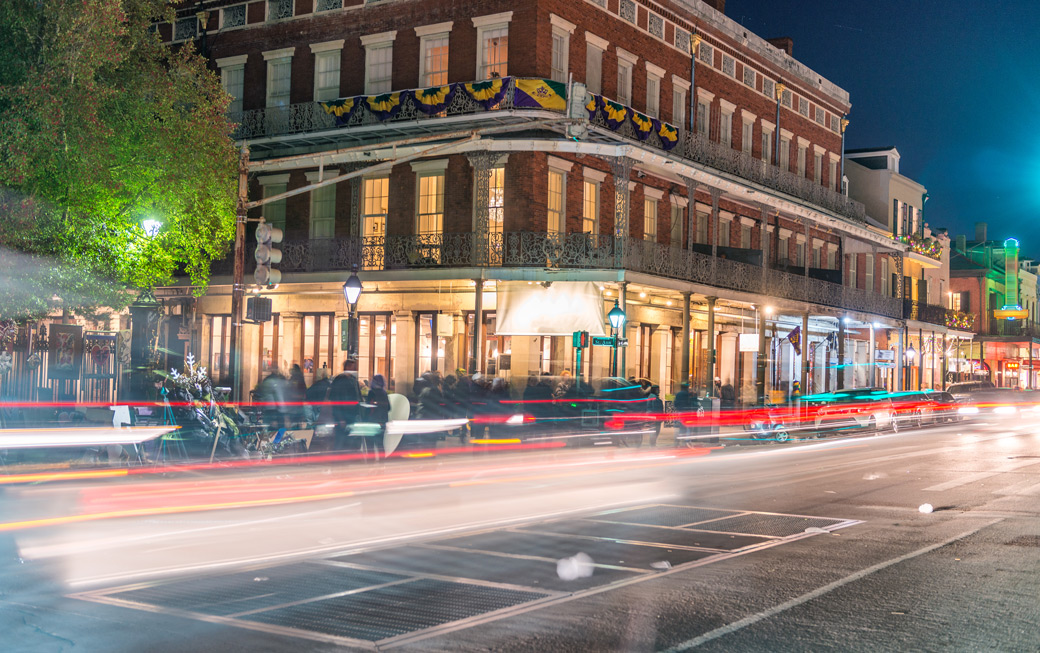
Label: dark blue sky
xmin=726 ymin=0 xmax=1040 ymax=254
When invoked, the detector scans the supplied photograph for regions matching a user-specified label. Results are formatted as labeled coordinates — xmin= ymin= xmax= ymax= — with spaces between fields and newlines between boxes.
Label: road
xmin=2 ymin=419 xmax=1039 ymax=652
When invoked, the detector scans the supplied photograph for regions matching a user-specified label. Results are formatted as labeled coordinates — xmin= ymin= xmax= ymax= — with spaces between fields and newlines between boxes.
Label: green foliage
xmin=0 ymin=0 xmax=238 ymax=320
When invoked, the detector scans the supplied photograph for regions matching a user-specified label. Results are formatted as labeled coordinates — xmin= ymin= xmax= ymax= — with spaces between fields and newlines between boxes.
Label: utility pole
xmin=228 ymin=143 xmax=249 ymax=402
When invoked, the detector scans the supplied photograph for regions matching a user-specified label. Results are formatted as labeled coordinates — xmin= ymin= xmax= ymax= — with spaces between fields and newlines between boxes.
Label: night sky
xmin=725 ymin=0 xmax=1040 ymax=255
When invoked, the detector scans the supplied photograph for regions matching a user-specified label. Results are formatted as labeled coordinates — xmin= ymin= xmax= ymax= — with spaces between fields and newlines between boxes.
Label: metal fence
xmin=0 ymin=324 xmax=122 ymax=405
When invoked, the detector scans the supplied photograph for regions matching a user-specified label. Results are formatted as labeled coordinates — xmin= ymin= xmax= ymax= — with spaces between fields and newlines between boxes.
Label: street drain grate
xmin=590 ymin=505 xmax=740 ymax=527
xmin=690 ymin=513 xmax=844 ymax=538
xmin=110 ymin=563 xmax=407 ymax=616
xmin=239 ymin=578 xmax=547 ymax=641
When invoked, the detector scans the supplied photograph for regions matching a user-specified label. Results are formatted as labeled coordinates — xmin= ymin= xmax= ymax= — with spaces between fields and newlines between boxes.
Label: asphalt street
xmin=2 ymin=419 xmax=1039 ymax=652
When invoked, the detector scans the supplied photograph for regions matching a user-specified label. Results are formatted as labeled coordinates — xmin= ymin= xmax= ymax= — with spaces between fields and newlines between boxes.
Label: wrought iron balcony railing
xmin=229 ymin=78 xmax=869 ymax=225
xmin=258 ymin=232 xmax=903 ymax=319
xmin=903 ymin=300 xmax=954 ymax=328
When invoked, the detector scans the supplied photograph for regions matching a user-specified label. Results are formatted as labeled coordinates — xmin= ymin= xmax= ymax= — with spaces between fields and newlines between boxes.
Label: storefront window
xmin=208 ymin=315 xmax=231 ymax=383
xmin=465 ymin=312 xmax=512 ymax=376
xmin=417 ymin=313 xmax=448 ymax=375
xmin=301 ymin=314 xmax=334 ymax=385
xmin=259 ymin=314 xmax=283 ymax=376
xmin=357 ymin=313 xmax=396 ymax=391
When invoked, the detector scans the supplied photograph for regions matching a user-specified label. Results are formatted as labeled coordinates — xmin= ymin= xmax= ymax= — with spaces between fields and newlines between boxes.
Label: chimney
xmin=956 ymin=234 xmax=966 ymax=252
xmin=974 ymin=221 xmax=987 ymax=243
xmin=767 ymin=37 xmax=793 ymax=56
xmin=702 ymin=0 xmax=726 ymax=13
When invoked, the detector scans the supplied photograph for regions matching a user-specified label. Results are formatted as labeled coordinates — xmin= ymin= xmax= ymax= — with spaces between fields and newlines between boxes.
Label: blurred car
xmin=955 ymin=388 xmax=1034 ymax=418
xmin=946 ymin=380 xmax=996 ymax=403
xmin=806 ymin=388 xmax=896 ymax=434
xmin=930 ymin=391 xmax=962 ymax=423
xmin=888 ymin=391 xmax=945 ymax=428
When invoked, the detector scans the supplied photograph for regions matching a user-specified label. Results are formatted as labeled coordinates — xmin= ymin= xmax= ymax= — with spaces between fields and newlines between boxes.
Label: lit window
xmin=363 ymin=176 xmax=388 ymax=267
xmin=365 ymin=42 xmax=393 ymax=94
xmin=583 ymin=180 xmax=599 ymax=235
xmin=548 ymin=169 xmax=565 ymax=234
xmin=487 ymin=166 xmax=505 ymax=236
xmin=313 ymin=50 xmax=341 ymax=101
xmin=420 ymin=34 xmax=449 ymax=86
xmin=644 ymin=198 xmax=658 ymax=242
xmin=417 ymin=173 xmax=444 ymax=236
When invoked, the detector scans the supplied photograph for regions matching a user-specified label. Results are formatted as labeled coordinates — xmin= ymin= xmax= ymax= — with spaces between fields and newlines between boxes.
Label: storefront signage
xmin=875 ymin=349 xmax=896 ymax=362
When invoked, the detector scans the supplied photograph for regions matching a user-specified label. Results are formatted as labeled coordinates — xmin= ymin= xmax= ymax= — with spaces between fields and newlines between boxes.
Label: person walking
xmin=365 ymin=374 xmax=391 ymax=457
xmin=328 ymin=361 xmax=361 ymax=451
xmin=673 ymin=382 xmax=694 ymax=447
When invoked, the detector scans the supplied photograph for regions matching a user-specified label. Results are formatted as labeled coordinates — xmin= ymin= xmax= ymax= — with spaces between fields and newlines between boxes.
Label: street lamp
xmin=342 ymin=265 xmax=363 ymax=368
xmin=905 ymin=344 xmax=916 ymax=391
xmin=608 ymin=299 xmax=626 ymax=377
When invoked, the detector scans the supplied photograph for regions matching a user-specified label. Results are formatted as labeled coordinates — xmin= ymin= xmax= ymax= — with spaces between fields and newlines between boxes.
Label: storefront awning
xmin=497 ymin=281 xmax=607 ymax=336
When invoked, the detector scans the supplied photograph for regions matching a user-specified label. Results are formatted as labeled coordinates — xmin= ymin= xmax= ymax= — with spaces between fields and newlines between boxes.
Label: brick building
xmin=154 ymin=0 xmax=951 ymax=401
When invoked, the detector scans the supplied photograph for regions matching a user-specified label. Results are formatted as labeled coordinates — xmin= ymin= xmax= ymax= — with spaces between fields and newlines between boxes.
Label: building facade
xmin=150 ymin=0 xmax=964 ymax=402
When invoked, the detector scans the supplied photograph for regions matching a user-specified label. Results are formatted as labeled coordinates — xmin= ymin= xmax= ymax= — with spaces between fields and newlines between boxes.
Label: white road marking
xmin=924 ymin=459 xmax=1040 ymax=492
xmin=661 ymin=518 xmax=1002 ymax=652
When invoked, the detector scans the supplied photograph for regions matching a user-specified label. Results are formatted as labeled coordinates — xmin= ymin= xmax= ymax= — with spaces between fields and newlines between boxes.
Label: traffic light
xmin=572 ymin=330 xmax=590 ymax=348
xmin=254 ymin=221 xmax=283 ymax=286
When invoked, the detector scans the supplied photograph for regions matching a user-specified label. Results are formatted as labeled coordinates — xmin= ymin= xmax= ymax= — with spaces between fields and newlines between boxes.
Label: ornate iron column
xmin=468 ymin=152 xmax=499 ymax=266
xmin=682 ymin=176 xmax=699 ymax=251
xmin=680 ymin=291 xmax=692 ymax=384
xmin=760 ymin=205 xmax=771 ymax=288
xmin=610 ymin=157 xmax=634 ymax=269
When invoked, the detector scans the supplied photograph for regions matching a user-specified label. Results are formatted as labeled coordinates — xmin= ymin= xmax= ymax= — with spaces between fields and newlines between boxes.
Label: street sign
xmin=591 ymin=336 xmax=615 ymax=347
xmin=616 ymin=338 xmax=628 ymax=347
xmin=340 ymin=319 xmax=350 ymax=351
xmin=875 ymin=349 xmax=895 ymax=362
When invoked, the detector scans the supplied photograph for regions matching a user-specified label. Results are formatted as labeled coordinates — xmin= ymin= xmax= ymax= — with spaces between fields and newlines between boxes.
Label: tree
xmin=0 ymin=0 xmax=238 ymax=320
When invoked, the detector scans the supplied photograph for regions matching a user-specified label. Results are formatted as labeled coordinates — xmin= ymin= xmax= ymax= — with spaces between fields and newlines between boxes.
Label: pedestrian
xmin=673 ymin=382 xmax=695 ymax=446
xmin=647 ymin=384 xmax=664 ymax=447
xmin=328 ymin=361 xmax=361 ymax=451
xmin=366 ymin=374 xmax=391 ymax=456
xmin=305 ymin=368 xmax=331 ymax=424
xmin=287 ymin=364 xmax=307 ymax=426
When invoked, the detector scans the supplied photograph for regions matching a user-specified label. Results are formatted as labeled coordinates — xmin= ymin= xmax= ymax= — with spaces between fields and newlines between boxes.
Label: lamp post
xmin=342 ymin=264 xmax=363 ymax=371
xmin=904 ymin=344 xmax=916 ymax=391
xmin=608 ymin=299 xmax=626 ymax=377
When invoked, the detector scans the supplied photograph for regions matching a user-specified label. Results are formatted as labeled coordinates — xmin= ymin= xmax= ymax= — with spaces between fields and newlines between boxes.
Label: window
xmin=583 ymin=180 xmax=599 ymax=234
xmin=699 ymin=42 xmax=714 ymax=66
xmin=780 ymin=136 xmax=791 ymax=171
xmin=813 ymin=244 xmax=821 ymax=268
xmin=362 ymin=176 xmax=388 ymax=266
xmin=827 ymin=248 xmax=836 ymax=270
xmin=617 ymin=52 xmax=635 ymax=105
xmin=585 ymin=37 xmax=604 ymax=94
xmin=259 ymin=175 xmax=288 ymax=232
xmin=798 ymin=97 xmax=809 ymax=117
xmin=315 ymin=0 xmax=341 ymax=11
xmin=813 ymin=152 xmax=822 ymax=184
xmin=952 ymin=292 xmax=962 ymax=311
xmin=364 ymin=42 xmax=393 ymax=94
xmin=548 ymin=169 xmax=565 ymax=234
xmin=549 ymin=17 xmax=574 ymax=84
xmin=696 ymin=99 xmax=709 ymax=137
xmin=740 ymin=223 xmax=751 ymax=249
xmin=221 ymin=5 xmax=246 ymax=29
xmin=696 ymin=210 xmax=708 ymax=244
xmin=763 ymin=78 xmax=775 ymax=101
xmin=741 ymin=120 xmax=753 ymax=153
xmin=743 ymin=66 xmax=756 ymax=88
xmin=829 ymin=159 xmax=838 ymax=191
xmin=797 ymin=144 xmax=807 ymax=177
xmin=268 ymin=0 xmax=293 ymax=21
xmin=719 ymin=219 xmax=731 ymax=247
xmin=263 ymin=49 xmax=294 ymax=108
xmin=416 ymin=172 xmax=445 ymax=236
xmin=672 ymin=78 xmax=689 ymax=127
xmin=761 ymin=127 xmax=773 ymax=164
xmin=313 ymin=48 xmax=341 ymax=101
xmin=307 ymin=172 xmax=336 ymax=239
xmin=722 ymin=54 xmax=735 ymax=77
xmin=419 ymin=33 xmax=449 ymax=86
xmin=720 ymin=109 xmax=732 ymax=147
xmin=217 ymin=56 xmax=246 ymax=115
xmin=848 ymin=254 xmax=858 ymax=288
xmin=259 ymin=314 xmax=282 ymax=376
xmin=815 ymin=106 xmax=825 ymax=125
xmin=646 ymin=73 xmax=661 ymax=118
xmin=778 ymin=234 xmax=789 ymax=264
xmin=675 ymin=28 xmax=690 ymax=53
xmin=796 ymin=240 xmax=805 ymax=267
xmin=865 ymin=253 xmax=874 ymax=292
xmin=357 ymin=314 xmax=396 ymax=390
xmin=644 ymin=197 xmax=658 ymax=242
xmin=300 ymin=314 xmax=334 ymax=385
xmin=475 ymin=16 xmax=510 ymax=79
xmin=781 ymin=88 xmax=792 ymax=108
xmin=670 ymin=203 xmax=683 ymax=246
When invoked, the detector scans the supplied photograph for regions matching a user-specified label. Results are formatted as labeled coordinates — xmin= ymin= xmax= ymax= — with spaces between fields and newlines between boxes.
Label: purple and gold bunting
xmin=585 ymin=93 xmax=601 ymax=119
xmin=631 ymin=111 xmax=656 ymax=141
xmin=464 ymin=78 xmax=508 ymax=109
xmin=658 ymin=121 xmax=679 ymax=150
xmin=413 ymin=85 xmax=455 ymax=114
xmin=366 ymin=92 xmax=403 ymax=120
xmin=513 ymin=78 xmax=567 ymax=110
xmin=602 ymin=99 xmax=628 ymax=130
xmin=320 ymin=97 xmax=356 ymax=126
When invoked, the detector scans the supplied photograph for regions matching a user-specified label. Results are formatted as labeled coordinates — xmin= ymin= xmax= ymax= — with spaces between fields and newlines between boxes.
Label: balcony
xmin=230 ymin=78 xmax=869 ymax=225
xmin=903 ymin=300 xmax=952 ymax=328
xmin=986 ymin=320 xmax=1038 ymax=338
xmin=945 ymin=310 xmax=975 ymax=331
xmin=900 ymin=233 xmax=943 ymax=267
xmin=256 ymin=233 xmax=903 ymax=319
